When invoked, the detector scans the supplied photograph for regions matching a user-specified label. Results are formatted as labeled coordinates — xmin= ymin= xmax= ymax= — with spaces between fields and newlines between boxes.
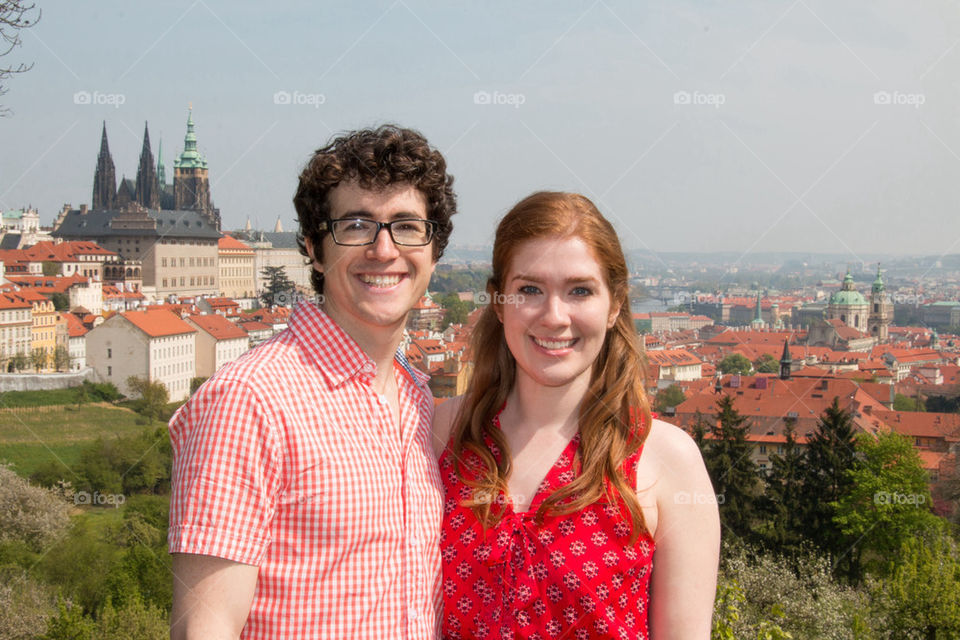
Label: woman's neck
xmin=502 ymin=370 xmax=591 ymax=440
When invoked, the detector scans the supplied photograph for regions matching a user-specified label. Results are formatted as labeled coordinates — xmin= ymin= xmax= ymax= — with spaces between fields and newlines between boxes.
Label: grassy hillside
xmin=0 ymin=403 xmax=163 ymax=477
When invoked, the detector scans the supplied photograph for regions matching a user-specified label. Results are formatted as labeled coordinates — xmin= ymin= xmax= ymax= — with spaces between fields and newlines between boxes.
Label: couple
xmin=169 ymin=125 xmax=720 ymax=639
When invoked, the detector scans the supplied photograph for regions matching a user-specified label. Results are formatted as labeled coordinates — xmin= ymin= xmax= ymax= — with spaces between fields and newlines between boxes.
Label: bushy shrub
xmin=0 ymin=568 xmax=54 ymax=640
xmin=718 ymin=542 xmax=879 ymax=639
xmin=0 ymin=464 xmax=70 ymax=552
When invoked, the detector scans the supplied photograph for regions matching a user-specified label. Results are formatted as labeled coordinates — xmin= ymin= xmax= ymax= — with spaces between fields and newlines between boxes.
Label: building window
xmin=759 ymin=445 xmax=767 ymax=454
xmin=107 ymin=348 xmax=112 ymax=359
xmin=107 ymin=366 xmax=112 ymax=376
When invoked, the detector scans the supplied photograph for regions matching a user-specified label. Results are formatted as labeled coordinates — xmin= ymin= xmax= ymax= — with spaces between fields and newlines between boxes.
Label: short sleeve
xmin=168 ymin=377 xmax=283 ymax=566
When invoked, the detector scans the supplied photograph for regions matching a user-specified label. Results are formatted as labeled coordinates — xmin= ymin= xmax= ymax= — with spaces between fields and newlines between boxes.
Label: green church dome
xmin=829 ymin=290 xmax=867 ymax=306
xmin=829 ymin=270 xmax=867 ymax=306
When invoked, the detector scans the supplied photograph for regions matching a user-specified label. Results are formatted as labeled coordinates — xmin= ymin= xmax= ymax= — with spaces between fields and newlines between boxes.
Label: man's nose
xmin=366 ymin=225 xmax=400 ymax=260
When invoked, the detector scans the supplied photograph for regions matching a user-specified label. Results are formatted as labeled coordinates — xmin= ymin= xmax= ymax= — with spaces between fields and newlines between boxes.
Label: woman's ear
xmin=607 ymin=302 xmax=621 ymax=330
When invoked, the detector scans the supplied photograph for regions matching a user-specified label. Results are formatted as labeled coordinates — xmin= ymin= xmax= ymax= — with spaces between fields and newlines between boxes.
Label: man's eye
xmin=393 ymin=221 xmax=421 ymax=233
xmin=342 ymin=220 xmax=371 ymax=232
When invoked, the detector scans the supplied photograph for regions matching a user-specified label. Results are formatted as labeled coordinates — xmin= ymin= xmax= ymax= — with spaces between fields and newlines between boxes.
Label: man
xmin=169 ymin=125 xmax=457 ymax=639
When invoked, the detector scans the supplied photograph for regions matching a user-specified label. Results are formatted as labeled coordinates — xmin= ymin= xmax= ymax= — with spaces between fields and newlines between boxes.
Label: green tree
xmin=50 ymin=292 xmax=69 ymax=311
xmin=872 ymin=532 xmax=960 ymax=639
xmin=436 ymin=291 xmax=473 ymax=329
xmin=259 ymin=265 xmax=296 ymax=307
xmin=30 ymin=347 xmax=46 ymax=371
xmin=798 ymin=397 xmax=860 ymax=579
xmin=702 ymin=394 xmax=760 ymax=541
xmin=41 ymin=600 xmax=95 ymax=640
xmin=759 ymin=418 xmax=806 ymax=552
xmin=753 ymin=354 xmax=779 ymax=374
xmin=833 ymin=431 xmax=943 ymax=579
xmin=893 ymin=393 xmax=925 ymax=412
xmin=74 ymin=382 xmax=90 ymax=408
xmin=654 ymin=384 xmax=686 ymax=413
xmin=126 ymin=376 xmax=169 ymax=422
xmin=10 ymin=350 xmax=28 ymax=372
xmin=190 ymin=376 xmax=209 ymax=395
xmin=718 ymin=353 xmax=753 ymax=375
xmin=53 ymin=345 xmax=70 ymax=371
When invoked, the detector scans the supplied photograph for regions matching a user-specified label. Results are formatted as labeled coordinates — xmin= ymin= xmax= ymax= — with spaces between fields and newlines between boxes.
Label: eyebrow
xmin=334 ymin=210 xmax=425 ymax=221
xmin=510 ymin=273 xmax=602 ymax=285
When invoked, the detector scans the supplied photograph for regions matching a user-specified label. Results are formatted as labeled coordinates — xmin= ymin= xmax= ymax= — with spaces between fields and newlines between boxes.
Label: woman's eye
xmin=518 ymin=285 xmax=541 ymax=295
xmin=571 ymin=286 xmax=593 ymax=296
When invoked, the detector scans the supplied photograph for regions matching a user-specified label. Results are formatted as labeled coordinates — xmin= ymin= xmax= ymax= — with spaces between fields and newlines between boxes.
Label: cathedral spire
xmin=157 ymin=138 xmax=166 ymax=186
xmin=92 ymin=121 xmax=118 ymax=210
xmin=135 ymin=121 xmax=161 ymax=209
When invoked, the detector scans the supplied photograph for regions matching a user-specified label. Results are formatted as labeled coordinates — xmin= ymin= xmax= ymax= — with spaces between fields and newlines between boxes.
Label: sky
xmin=1 ymin=0 xmax=958 ymax=261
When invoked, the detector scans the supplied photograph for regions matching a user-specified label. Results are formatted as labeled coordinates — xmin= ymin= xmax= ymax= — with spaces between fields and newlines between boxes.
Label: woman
xmin=433 ymin=192 xmax=720 ymax=639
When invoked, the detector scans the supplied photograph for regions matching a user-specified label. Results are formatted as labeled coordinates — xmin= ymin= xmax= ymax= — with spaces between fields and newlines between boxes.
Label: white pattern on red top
xmin=169 ymin=301 xmax=443 ymax=639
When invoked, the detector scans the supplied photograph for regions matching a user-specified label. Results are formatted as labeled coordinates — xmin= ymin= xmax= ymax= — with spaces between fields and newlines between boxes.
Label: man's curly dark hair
xmin=293 ymin=124 xmax=457 ymax=295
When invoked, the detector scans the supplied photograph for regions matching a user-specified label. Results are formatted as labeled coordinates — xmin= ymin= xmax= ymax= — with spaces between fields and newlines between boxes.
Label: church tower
xmin=173 ymin=107 xmax=217 ymax=229
xmin=134 ymin=122 xmax=161 ymax=210
xmin=779 ymin=338 xmax=792 ymax=380
xmin=92 ymin=122 xmax=118 ymax=210
xmin=868 ymin=264 xmax=893 ymax=342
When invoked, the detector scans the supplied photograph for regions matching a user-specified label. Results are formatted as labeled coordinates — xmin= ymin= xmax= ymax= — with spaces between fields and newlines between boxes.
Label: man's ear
xmin=304 ymin=237 xmax=323 ymax=273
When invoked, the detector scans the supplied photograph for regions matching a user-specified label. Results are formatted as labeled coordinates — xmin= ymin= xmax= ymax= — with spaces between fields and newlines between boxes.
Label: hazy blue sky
xmin=1 ymin=1 xmax=957 ymax=260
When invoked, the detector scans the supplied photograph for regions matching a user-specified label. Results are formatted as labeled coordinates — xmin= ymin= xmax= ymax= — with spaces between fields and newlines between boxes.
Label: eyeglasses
xmin=320 ymin=217 xmax=437 ymax=246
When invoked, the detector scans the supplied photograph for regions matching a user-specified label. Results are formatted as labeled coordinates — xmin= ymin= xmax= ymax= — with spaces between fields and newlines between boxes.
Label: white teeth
xmin=534 ymin=338 xmax=576 ymax=349
xmin=360 ymin=274 xmax=401 ymax=287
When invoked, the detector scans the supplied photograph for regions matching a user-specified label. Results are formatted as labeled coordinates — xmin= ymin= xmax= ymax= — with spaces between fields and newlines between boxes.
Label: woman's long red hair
xmin=449 ymin=191 xmax=652 ymax=542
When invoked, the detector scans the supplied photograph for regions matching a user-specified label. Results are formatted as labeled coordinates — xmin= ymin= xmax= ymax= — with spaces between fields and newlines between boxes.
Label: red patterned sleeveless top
xmin=438 ymin=416 xmax=655 ymax=640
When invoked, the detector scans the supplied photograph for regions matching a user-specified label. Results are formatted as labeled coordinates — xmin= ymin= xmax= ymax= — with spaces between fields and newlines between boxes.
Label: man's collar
xmin=288 ymin=301 xmax=428 ymax=390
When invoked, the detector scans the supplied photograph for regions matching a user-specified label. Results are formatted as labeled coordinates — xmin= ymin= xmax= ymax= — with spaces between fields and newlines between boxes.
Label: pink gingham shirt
xmin=169 ymin=301 xmax=443 ymax=639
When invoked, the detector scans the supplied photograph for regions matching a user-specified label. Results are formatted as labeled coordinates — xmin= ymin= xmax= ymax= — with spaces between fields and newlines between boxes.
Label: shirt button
xmin=408 ymin=608 xmax=419 ymax=621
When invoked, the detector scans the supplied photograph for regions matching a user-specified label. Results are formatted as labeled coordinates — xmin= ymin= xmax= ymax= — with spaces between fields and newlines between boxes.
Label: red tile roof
xmin=218 ymin=235 xmax=253 ymax=251
xmin=60 ymin=312 xmax=88 ymax=337
xmin=188 ymin=314 xmax=248 ymax=340
xmin=121 ymin=309 xmax=196 ymax=338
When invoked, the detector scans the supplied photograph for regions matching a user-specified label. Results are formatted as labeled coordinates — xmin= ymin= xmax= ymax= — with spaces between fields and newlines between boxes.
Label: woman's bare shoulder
xmin=431 ymin=394 xmax=465 ymax=458
xmin=643 ymin=418 xmax=702 ymax=463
